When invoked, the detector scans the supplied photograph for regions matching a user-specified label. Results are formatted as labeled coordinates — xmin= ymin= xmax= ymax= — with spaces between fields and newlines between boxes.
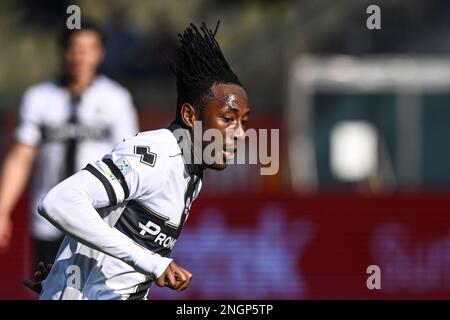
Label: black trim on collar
xmin=168 ymin=122 xmax=204 ymax=178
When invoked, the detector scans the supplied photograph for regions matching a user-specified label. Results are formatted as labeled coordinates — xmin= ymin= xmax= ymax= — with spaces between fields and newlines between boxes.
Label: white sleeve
xmin=15 ymin=88 xmax=42 ymax=146
xmin=38 ymin=169 xmax=172 ymax=278
xmin=111 ymin=91 xmax=139 ymax=144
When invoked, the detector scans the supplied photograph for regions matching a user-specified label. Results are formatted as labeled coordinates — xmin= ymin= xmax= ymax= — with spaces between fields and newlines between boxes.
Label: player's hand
xmin=0 ymin=215 xmax=12 ymax=253
xmin=155 ymin=260 xmax=192 ymax=291
xmin=22 ymin=262 xmax=53 ymax=294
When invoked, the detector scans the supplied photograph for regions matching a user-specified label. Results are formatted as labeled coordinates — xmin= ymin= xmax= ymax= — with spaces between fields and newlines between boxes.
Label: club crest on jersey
xmin=114 ymin=157 xmax=132 ymax=176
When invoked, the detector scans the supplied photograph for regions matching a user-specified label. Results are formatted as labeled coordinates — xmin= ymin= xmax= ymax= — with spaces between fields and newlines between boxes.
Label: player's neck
xmin=67 ymin=73 xmax=97 ymax=96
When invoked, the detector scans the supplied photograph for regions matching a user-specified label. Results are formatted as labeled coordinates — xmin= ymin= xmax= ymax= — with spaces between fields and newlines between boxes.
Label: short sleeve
xmin=82 ymin=135 xmax=169 ymax=205
xmin=15 ymin=88 xmax=42 ymax=146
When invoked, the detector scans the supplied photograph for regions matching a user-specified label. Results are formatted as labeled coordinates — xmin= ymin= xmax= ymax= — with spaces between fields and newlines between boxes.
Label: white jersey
xmin=15 ymin=75 xmax=138 ymax=240
xmin=39 ymin=124 xmax=203 ymax=300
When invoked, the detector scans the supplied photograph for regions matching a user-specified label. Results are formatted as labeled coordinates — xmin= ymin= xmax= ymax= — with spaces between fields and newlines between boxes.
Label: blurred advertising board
xmin=2 ymin=193 xmax=450 ymax=299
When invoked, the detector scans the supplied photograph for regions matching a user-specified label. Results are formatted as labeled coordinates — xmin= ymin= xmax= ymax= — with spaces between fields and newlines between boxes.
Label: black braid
xmin=172 ymin=21 xmax=242 ymax=122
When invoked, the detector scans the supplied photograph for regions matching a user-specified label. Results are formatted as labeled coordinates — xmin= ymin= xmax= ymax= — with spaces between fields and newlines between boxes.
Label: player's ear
xmin=180 ymin=103 xmax=198 ymax=129
xmin=98 ymin=48 xmax=106 ymax=64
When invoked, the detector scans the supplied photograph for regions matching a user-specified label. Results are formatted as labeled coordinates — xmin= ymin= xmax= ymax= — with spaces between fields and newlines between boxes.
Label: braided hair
xmin=173 ymin=21 xmax=242 ymax=122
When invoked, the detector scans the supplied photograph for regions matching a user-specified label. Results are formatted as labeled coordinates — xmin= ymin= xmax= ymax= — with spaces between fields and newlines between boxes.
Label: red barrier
xmin=0 ymin=194 xmax=34 ymax=300
xmin=152 ymin=193 xmax=450 ymax=300
xmin=2 ymin=193 xmax=450 ymax=299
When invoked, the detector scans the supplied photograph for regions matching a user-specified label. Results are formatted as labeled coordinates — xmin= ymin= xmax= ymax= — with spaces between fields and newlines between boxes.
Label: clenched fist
xmin=155 ymin=260 xmax=192 ymax=291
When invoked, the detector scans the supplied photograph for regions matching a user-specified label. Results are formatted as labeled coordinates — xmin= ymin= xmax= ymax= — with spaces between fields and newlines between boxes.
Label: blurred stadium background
xmin=2 ymin=0 xmax=450 ymax=299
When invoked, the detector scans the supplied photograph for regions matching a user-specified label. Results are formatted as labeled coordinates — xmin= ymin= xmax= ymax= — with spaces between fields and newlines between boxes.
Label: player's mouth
xmin=222 ymin=146 xmax=237 ymax=161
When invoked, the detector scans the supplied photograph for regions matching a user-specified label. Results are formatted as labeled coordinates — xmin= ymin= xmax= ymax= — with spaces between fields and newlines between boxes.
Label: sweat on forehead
xmin=225 ymin=94 xmax=237 ymax=108
xmin=210 ymin=83 xmax=246 ymax=106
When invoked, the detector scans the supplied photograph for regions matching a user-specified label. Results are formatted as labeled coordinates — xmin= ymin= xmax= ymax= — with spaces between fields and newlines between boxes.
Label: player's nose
xmin=233 ymin=123 xmax=245 ymax=141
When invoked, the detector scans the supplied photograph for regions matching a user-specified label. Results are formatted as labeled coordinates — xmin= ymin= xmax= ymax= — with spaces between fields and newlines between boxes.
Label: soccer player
xmin=35 ymin=22 xmax=250 ymax=300
xmin=0 ymin=22 xmax=139 ymax=265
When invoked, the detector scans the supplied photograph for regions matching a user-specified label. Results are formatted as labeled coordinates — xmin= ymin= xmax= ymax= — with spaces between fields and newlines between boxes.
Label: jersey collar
xmin=168 ymin=122 xmax=203 ymax=178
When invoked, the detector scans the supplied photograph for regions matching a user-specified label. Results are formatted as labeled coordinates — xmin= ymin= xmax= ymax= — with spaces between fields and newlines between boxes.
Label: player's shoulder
xmin=105 ymin=129 xmax=181 ymax=196
xmin=22 ymin=80 xmax=63 ymax=100
xmin=113 ymin=128 xmax=180 ymax=171
xmin=120 ymin=129 xmax=179 ymax=156
xmin=93 ymin=75 xmax=131 ymax=99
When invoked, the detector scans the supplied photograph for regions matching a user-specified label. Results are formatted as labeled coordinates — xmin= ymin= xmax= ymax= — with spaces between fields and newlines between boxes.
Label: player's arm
xmin=0 ymin=88 xmax=41 ymax=251
xmin=38 ymin=169 xmax=172 ymax=279
xmin=0 ymin=143 xmax=37 ymax=250
xmin=38 ymin=140 xmax=192 ymax=290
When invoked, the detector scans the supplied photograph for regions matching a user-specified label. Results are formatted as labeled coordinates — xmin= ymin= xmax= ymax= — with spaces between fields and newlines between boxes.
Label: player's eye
xmin=222 ymin=116 xmax=234 ymax=123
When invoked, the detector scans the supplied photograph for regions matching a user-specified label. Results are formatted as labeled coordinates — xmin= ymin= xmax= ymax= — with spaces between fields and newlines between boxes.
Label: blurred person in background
xmin=0 ymin=21 xmax=139 ymax=266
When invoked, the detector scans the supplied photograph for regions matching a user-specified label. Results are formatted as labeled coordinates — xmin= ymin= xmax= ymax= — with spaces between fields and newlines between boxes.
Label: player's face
xmin=200 ymin=83 xmax=250 ymax=170
xmin=64 ymin=30 xmax=104 ymax=80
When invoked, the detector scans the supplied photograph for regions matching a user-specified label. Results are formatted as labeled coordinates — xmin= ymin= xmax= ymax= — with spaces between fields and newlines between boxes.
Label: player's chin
xmin=203 ymin=151 xmax=232 ymax=170
xmin=206 ymin=161 xmax=228 ymax=171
